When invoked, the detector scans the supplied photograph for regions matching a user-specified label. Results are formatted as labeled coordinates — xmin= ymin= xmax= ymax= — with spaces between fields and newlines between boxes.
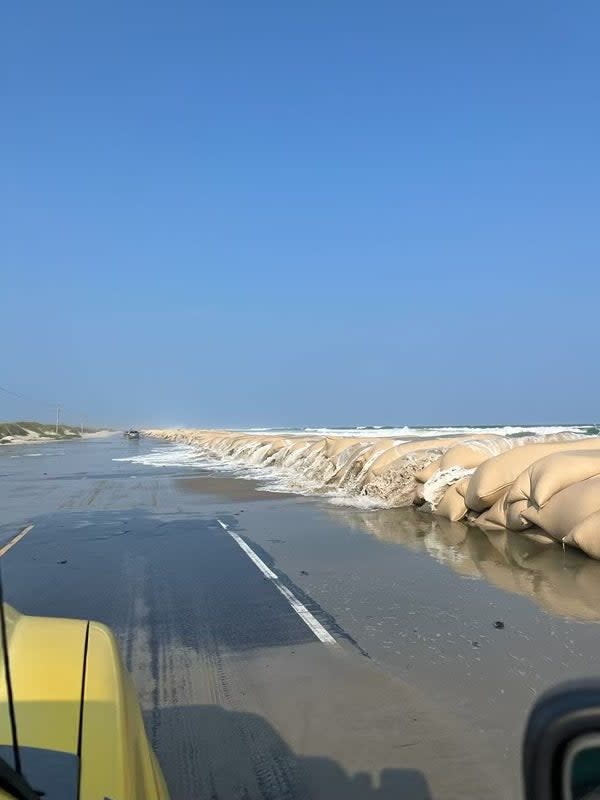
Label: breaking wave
xmin=245 ymin=424 xmax=596 ymax=439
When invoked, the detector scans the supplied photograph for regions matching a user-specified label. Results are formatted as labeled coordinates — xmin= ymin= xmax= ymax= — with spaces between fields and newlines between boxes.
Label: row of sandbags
xmin=146 ymin=428 xmax=478 ymax=499
xmin=417 ymin=436 xmax=600 ymax=559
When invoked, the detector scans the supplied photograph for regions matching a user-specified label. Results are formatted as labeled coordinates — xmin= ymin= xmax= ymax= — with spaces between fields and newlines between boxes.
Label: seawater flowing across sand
xmin=134 ymin=426 xmax=600 ymax=560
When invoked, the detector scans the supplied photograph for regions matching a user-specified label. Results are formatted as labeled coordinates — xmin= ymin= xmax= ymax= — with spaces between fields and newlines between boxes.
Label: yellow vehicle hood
xmin=0 ymin=605 xmax=168 ymax=799
xmin=0 ymin=604 xmax=87 ymax=756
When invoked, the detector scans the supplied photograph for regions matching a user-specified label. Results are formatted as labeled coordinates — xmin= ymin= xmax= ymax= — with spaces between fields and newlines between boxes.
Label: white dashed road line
xmin=0 ymin=524 xmax=34 ymax=558
xmin=217 ymin=519 xmax=335 ymax=644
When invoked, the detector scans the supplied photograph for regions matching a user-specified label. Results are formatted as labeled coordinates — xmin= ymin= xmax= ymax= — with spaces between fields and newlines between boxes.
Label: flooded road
xmin=1 ymin=435 xmax=599 ymax=799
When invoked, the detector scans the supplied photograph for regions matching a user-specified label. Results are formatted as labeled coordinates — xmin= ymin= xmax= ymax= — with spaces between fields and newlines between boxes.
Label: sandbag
xmin=422 ymin=438 xmax=510 ymax=502
xmin=563 ymin=510 xmax=600 ymax=560
xmin=368 ymin=437 xmax=469 ymax=476
xmin=332 ymin=439 xmax=400 ymax=487
xmin=505 ymin=499 xmax=532 ymax=531
xmin=474 ymin=494 xmax=510 ymax=531
xmin=419 ymin=437 xmax=511 ymax=488
xmin=507 ymin=449 xmax=600 ymax=509
xmin=465 ymin=438 xmax=600 ymax=512
xmin=431 ymin=432 xmax=583 ymax=485
xmin=414 ymin=459 xmax=441 ymax=484
xmin=324 ymin=437 xmax=366 ymax=459
xmin=438 ymin=437 xmax=511 ymax=472
xmin=476 ymin=492 xmax=534 ymax=532
xmin=522 ymin=475 xmax=600 ymax=543
xmin=433 ymin=477 xmax=470 ymax=521
xmin=501 ymin=450 xmax=600 ymax=532
xmin=455 ymin=478 xmax=469 ymax=498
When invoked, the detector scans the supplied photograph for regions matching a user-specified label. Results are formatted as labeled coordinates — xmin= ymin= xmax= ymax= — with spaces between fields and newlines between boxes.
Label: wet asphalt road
xmin=2 ymin=435 xmax=600 ymax=799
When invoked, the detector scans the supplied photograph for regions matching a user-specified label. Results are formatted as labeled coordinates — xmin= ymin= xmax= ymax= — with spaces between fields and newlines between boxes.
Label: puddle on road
xmin=175 ymin=475 xmax=298 ymax=503
xmin=329 ymin=506 xmax=600 ymax=622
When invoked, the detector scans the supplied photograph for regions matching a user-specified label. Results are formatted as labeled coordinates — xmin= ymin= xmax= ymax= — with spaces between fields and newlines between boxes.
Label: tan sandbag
xmin=465 ymin=438 xmax=600 ymax=512
xmin=564 ymin=510 xmax=600 ymax=560
xmin=438 ymin=437 xmax=511 ymax=472
xmin=324 ymin=437 xmax=366 ymax=459
xmin=455 ymin=478 xmax=469 ymax=498
xmin=433 ymin=477 xmax=469 ymax=521
xmin=522 ymin=475 xmax=600 ymax=543
xmin=503 ymin=450 xmax=600 ymax=532
xmin=475 ymin=493 xmax=510 ymax=531
xmin=434 ymin=432 xmax=576 ymax=481
xmin=261 ymin=437 xmax=290 ymax=458
xmin=414 ymin=439 xmax=504 ymax=487
xmin=331 ymin=439 xmax=398 ymax=487
xmin=505 ymin=499 xmax=532 ymax=531
xmin=367 ymin=436 xmax=468 ymax=476
xmin=479 ymin=484 xmax=534 ymax=531
xmin=507 ymin=449 xmax=600 ymax=509
xmin=414 ymin=458 xmax=441 ymax=483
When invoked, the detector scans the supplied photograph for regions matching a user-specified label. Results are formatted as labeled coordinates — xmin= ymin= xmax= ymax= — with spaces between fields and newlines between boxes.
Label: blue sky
xmin=3 ymin=1 xmax=599 ymax=428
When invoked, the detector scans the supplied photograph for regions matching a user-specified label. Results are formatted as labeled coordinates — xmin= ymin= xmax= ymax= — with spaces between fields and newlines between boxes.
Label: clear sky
xmin=3 ymin=1 xmax=599 ymax=428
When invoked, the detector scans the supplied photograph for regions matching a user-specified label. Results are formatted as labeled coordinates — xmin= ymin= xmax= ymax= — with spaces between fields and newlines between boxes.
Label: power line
xmin=0 ymin=383 xmax=101 ymax=431
xmin=0 ymin=383 xmax=57 ymax=409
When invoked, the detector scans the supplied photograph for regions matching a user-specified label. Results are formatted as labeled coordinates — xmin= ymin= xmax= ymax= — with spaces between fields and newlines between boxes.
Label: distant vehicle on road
xmin=124 ymin=429 xmax=141 ymax=439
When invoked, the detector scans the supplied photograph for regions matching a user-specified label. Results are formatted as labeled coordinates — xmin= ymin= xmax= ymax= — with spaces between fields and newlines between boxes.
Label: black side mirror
xmin=523 ymin=680 xmax=600 ymax=800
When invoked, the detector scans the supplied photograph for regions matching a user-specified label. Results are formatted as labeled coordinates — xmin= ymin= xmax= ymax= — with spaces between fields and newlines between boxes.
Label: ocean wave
xmin=245 ymin=424 xmax=594 ymax=439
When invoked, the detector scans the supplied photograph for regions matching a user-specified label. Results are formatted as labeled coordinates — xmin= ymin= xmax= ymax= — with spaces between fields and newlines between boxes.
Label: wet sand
xmin=175 ymin=475 xmax=296 ymax=502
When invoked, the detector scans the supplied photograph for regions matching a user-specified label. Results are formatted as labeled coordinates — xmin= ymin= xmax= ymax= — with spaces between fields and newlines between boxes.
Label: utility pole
xmin=56 ymin=406 xmax=61 ymax=434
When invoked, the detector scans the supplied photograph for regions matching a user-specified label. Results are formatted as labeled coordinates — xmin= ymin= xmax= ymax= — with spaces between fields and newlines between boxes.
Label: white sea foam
xmin=113 ymin=445 xmax=210 ymax=469
xmin=325 ymin=494 xmax=390 ymax=509
xmin=246 ymin=424 xmax=591 ymax=439
xmin=423 ymin=466 xmax=476 ymax=508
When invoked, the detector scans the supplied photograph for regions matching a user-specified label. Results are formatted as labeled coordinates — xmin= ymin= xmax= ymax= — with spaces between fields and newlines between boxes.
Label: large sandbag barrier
xmin=145 ymin=428 xmax=600 ymax=560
